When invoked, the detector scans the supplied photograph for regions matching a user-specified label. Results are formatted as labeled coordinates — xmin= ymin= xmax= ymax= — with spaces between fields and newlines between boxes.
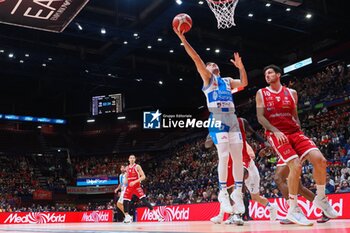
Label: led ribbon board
xmin=76 ymin=176 xmax=119 ymax=186
xmin=284 ymin=58 xmax=313 ymax=74
xmin=0 ymin=114 xmax=66 ymax=124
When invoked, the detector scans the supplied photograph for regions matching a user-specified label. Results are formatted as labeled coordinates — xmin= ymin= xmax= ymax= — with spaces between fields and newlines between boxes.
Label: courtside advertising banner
xmin=0 ymin=0 xmax=89 ymax=32
xmin=137 ymin=193 xmax=348 ymax=222
xmin=0 ymin=210 xmax=113 ymax=224
xmin=138 ymin=202 xmax=220 ymax=222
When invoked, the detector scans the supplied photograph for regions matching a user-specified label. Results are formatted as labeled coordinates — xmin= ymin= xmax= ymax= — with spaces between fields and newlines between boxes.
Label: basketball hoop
xmin=206 ymin=0 xmax=239 ymax=29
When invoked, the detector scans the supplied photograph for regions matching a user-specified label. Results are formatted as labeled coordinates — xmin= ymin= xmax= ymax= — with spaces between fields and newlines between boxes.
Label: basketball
xmin=172 ymin=13 xmax=192 ymax=33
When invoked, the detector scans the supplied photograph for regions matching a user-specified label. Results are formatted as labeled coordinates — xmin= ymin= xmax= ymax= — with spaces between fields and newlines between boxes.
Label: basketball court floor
xmin=0 ymin=220 xmax=349 ymax=233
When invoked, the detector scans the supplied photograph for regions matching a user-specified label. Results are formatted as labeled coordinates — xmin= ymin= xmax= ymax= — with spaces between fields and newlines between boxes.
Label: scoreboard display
xmin=92 ymin=94 xmax=122 ymax=116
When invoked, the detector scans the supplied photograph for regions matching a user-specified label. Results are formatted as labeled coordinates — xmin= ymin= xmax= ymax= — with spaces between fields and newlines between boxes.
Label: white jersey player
xmin=174 ymin=26 xmax=248 ymax=218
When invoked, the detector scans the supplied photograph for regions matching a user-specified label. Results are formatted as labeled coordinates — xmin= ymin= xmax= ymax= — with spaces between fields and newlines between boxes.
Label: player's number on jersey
xmin=263 ymin=91 xmax=271 ymax=96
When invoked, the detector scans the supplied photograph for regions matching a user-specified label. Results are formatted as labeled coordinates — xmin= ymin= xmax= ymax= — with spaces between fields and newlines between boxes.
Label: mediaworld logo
xmin=249 ymin=198 xmax=343 ymax=219
xmin=81 ymin=211 xmax=110 ymax=222
xmin=4 ymin=213 xmax=66 ymax=224
xmin=141 ymin=206 xmax=190 ymax=221
xmin=143 ymin=110 xmax=221 ymax=129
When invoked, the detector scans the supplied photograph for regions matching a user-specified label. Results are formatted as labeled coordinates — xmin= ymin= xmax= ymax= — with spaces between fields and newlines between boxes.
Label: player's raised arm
xmin=173 ymin=27 xmax=211 ymax=86
xmin=229 ymin=53 xmax=248 ymax=89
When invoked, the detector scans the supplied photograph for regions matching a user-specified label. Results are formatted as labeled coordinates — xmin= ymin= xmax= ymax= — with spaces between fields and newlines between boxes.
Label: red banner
xmin=0 ymin=210 xmax=113 ymax=224
xmin=137 ymin=193 xmax=349 ymax=222
xmin=138 ymin=202 xmax=220 ymax=222
xmin=33 ymin=190 xmax=52 ymax=200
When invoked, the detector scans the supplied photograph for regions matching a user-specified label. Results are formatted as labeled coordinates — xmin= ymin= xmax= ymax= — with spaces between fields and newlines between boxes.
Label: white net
xmin=206 ymin=0 xmax=239 ymax=29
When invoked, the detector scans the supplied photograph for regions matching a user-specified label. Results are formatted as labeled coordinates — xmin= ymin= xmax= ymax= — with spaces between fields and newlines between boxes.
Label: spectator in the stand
xmin=338 ymin=181 xmax=350 ymax=193
xmin=271 ymin=188 xmax=281 ymax=198
xmin=325 ymin=174 xmax=335 ymax=194
xmin=201 ymin=192 xmax=210 ymax=203
xmin=341 ymin=164 xmax=350 ymax=181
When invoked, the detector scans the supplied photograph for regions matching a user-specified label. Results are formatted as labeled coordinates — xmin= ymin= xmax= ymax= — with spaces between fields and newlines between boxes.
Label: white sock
xmin=289 ymin=194 xmax=298 ymax=209
xmin=316 ymin=185 xmax=326 ymax=198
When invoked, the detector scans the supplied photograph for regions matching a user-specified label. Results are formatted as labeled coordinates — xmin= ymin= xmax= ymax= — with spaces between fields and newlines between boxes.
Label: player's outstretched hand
xmin=230 ymin=52 xmax=244 ymax=70
xmin=173 ymin=27 xmax=185 ymax=40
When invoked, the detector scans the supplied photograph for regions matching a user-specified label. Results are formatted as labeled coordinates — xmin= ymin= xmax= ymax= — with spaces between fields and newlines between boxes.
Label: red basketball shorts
xmin=123 ymin=184 xmax=145 ymax=201
xmin=266 ymin=131 xmax=319 ymax=163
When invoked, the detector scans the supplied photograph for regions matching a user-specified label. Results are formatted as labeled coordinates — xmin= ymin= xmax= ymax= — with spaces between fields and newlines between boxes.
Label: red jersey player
xmin=123 ymin=155 xmax=164 ymax=223
xmin=256 ymin=65 xmax=338 ymax=226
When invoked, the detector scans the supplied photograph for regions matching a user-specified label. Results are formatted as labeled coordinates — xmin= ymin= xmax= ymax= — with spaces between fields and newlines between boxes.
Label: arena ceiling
xmin=0 ymin=0 xmax=349 ymax=118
